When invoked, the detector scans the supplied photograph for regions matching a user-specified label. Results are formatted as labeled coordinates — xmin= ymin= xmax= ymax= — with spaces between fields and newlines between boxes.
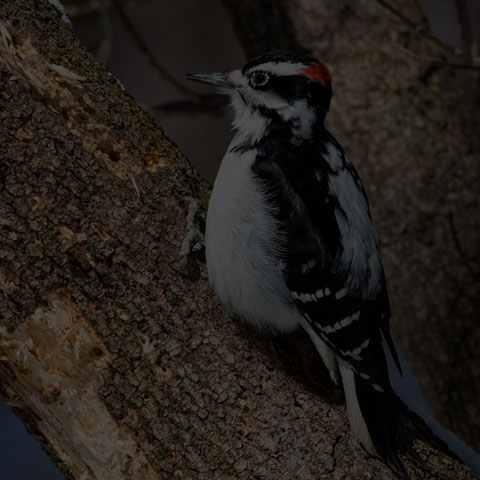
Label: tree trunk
xmin=0 ymin=1 xmax=477 ymax=480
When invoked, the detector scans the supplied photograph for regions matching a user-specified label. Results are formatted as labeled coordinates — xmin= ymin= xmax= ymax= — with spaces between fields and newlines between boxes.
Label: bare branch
xmin=390 ymin=41 xmax=480 ymax=71
xmin=375 ymin=0 xmax=476 ymax=64
xmin=110 ymin=0 xmax=204 ymax=100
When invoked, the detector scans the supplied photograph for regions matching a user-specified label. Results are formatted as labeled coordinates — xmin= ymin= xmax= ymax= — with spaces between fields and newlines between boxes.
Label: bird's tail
xmin=339 ymin=338 xmax=480 ymax=478
xmin=339 ymin=362 xmax=421 ymax=478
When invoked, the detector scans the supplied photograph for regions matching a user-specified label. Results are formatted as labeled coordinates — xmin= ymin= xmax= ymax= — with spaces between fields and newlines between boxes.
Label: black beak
xmin=186 ymin=72 xmax=231 ymax=89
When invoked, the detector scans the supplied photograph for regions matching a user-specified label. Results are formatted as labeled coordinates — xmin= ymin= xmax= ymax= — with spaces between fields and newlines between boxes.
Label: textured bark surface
xmin=224 ymin=0 xmax=480 ymax=451
xmin=0 ymin=1 xmax=478 ymax=480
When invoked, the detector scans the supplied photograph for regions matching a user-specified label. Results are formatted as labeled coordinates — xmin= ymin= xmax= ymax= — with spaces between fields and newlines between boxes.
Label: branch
xmin=110 ymin=0 xmax=204 ymax=100
xmin=375 ymin=0 xmax=477 ymax=65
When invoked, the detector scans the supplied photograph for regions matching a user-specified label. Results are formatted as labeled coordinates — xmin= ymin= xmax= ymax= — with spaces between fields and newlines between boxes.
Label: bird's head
xmin=187 ymin=50 xmax=332 ymax=146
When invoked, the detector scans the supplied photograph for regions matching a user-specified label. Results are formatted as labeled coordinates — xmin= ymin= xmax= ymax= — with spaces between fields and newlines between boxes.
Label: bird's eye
xmin=249 ymin=71 xmax=270 ymax=88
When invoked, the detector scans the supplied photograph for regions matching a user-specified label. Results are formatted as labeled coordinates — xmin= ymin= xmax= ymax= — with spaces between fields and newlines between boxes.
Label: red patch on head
xmin=299 ymin=62 xmax=331 ymax=85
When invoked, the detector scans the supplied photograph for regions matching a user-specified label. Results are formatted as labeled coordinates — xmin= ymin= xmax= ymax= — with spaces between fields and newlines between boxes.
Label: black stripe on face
xmin=244 ymin=71 xmax=332 ymax=114
xmin=268 ymin=75 xmax=313 ymax=104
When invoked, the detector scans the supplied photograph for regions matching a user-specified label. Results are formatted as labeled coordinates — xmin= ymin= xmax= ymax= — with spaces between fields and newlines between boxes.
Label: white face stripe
xmin=248 ymin=61 xmax=308 ymax=77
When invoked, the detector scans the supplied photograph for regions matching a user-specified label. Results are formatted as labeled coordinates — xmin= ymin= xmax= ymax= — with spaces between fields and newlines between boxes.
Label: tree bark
xmin=0 ymin=1 xmax=477 ymax=480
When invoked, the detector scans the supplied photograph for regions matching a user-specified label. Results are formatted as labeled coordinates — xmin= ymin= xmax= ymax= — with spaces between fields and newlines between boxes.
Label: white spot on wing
xmin=321 ymin=312 xmax=358 ymax=335
xmin=340 ymin=339 xmax=370 ymax=360
xmin=301 ymin=258 xmax=317 ymax=275
xmin=291 ymin=290 xmax=324 ymax=303
xmin=307 ymin=258 xmax=316 ymax=269
xmin=323 ymin=324 xmax=335 ymax=334
xmin=340 ymin=316 xmax=353 ymax=328
xmin=335 ymin=288 xmax=348 ymax=299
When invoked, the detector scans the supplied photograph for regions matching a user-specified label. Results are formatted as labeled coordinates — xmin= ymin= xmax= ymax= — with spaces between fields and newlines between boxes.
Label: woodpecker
xmin=187 ymin=50 xmax=480 ymax=477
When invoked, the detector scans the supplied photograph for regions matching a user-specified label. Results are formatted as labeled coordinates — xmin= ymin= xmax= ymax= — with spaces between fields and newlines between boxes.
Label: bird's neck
xmin=231 ymin=107 xmax=328 ymax=153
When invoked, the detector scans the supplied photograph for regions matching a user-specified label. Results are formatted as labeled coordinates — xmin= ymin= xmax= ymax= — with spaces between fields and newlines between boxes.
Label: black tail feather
xmin=354 ymin=374 xmax=431 ymax=479
xmin=354 ymin=371 xmax=474 ymax=478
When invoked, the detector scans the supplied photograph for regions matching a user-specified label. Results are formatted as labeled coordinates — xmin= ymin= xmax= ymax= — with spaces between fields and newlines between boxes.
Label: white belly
xmin=205 ymin=149 xmax=300 ymax=332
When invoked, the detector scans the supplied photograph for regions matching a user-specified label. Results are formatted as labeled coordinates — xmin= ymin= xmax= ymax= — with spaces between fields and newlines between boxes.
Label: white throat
xmin=229 ymin=92 xmax=316 ymax=146
xmin=230 ymin=93 xmax=270 ymax=146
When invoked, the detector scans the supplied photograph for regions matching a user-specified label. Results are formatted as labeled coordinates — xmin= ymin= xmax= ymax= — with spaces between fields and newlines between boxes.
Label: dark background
xmin=1 ymin=0 xmax=478 ymax=478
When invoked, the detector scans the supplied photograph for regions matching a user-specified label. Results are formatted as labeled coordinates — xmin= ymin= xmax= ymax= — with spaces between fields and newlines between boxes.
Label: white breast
xmin=205 ymin=148 xmax=300 ymax=332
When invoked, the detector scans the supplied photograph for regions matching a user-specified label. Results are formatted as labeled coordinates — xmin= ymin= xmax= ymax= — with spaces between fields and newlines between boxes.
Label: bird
xmin=186 ymin=50 xmax=480 ymax=478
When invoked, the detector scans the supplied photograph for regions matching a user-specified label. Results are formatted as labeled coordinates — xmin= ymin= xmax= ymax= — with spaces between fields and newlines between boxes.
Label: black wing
xmin=251 ymin=133 xmax=400 ymax=391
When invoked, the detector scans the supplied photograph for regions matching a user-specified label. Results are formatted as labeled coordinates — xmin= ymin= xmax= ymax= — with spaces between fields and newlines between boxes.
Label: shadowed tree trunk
xmin=0 ymin=1 xmax=478 ymax=479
